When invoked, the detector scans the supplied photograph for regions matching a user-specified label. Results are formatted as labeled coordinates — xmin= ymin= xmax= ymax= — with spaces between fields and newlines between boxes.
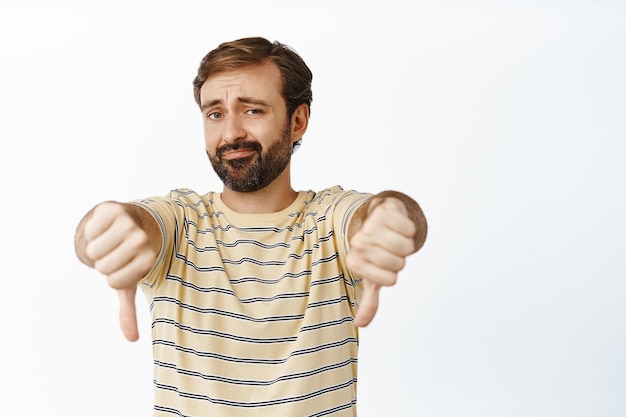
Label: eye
xmin=246 ymin=108 xmax=262 ymax=116
xmin=207 ymin=111 xmax=222 ymax=120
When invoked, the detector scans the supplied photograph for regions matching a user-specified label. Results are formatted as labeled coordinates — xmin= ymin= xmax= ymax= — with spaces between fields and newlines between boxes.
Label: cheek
xmin=252 ymin=124 xmax=286 ymax=147
xmin=203 ymin=126 xmax=221 ymax=151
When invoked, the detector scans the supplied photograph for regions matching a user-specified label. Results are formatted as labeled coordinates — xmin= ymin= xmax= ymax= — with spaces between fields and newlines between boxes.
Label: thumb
xmin=117 ymin=286 xmax=139 ymax=342
xmin=354 ymin=281 xmax=381 ymax=327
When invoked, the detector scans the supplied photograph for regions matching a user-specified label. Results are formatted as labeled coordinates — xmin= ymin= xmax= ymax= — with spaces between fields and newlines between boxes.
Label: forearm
xmin=123 ymin=203 xmax=163 ymax=253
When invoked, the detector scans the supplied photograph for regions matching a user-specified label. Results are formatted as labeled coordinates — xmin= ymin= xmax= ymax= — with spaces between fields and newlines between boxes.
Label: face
xmin=200 ymin=62 xmax=296 ymax=192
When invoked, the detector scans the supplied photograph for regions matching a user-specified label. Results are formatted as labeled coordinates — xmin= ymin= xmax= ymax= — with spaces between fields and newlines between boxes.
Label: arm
xmin=346 ymin=190 xmax=427 ymax=327
xmin=74 ymin=201 xmax=162 ymax=340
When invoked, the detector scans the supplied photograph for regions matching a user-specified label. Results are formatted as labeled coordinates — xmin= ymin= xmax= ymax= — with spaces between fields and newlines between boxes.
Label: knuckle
xmin=94 ymin=259 xmax=113 ymax=276
xmin=379 ymin=270 xmax=398 ymax=286
xmin=84 ymin=242 xmax=98 ymax=261
xmin=350 ymin=231 xmax=366 ymax=248
xmin=118 ymin=216 xmax=137 ymax=234
xmin=107 ymin=273 xmax=125 ymax=289
xmin=83 ymin=221 xmax=97 ymax=241
xmin=346 ymin=254 xmax=362 ymax=274
xmin=129 ymin=231 xmax=150 ymax=254
xmin=394 ymin=257 xmax=406 ymax=272
xmin=386 ymin=197 xmax=407 ymax=214
xmin=136 ymin=253 xmax=155 ymax=276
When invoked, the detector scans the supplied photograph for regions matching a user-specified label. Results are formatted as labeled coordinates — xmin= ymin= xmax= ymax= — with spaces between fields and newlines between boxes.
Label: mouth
xmin=221 ymin=149 xmax=257 ymax=160
xmin=217 ymin=141 xmax=262 ymax=161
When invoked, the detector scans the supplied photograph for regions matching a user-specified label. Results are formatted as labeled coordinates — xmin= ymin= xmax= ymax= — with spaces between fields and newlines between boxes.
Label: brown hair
xmin=192 ymin=37 xmax=313 ymax=118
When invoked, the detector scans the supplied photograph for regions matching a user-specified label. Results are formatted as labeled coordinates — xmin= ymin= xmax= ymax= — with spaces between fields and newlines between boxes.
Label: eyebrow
xmin=200 ymin=96 xmax=271 ymax=112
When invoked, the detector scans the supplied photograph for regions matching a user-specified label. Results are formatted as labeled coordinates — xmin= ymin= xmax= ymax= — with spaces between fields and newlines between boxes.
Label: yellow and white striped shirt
xmin=134 ymin=185 xmax=371 ymax=416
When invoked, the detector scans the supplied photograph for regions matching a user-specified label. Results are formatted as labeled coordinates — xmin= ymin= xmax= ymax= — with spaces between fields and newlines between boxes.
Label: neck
xmin=220 ymin=170 xmax=297 ymax=214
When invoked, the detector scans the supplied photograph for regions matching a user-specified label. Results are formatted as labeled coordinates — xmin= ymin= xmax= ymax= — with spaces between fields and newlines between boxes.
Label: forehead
xmin=199 ymin=61 xmax=284 ymax=105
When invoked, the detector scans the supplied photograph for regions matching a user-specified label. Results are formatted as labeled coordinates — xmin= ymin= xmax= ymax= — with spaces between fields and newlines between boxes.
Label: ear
xmin=290 ymin=103 xmax=309 ymax=143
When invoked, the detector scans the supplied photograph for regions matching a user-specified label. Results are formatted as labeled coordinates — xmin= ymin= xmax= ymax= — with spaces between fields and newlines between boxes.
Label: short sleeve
xmin=128 ymin=191 xmax=191 ymax=288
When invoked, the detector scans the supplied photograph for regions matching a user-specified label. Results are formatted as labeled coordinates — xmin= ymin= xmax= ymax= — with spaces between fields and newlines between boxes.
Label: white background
xmin=1 ymin=1 xmax=624 ymax=416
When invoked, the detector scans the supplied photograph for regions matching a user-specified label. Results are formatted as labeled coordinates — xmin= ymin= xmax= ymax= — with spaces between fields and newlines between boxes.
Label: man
xmin=75 ymin=36 xmax=427 ymax=417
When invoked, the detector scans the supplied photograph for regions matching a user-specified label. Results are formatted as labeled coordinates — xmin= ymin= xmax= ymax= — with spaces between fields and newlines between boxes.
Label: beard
xmin=207 ymin=123 xmax=293 ymax=192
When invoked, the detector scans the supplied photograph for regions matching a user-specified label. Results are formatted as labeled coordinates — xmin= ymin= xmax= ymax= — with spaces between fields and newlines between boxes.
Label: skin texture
xmin=75 ymin=203 xmax=161 ymax=341
xmin=200 ymin=62 xmax=306 ymax=214
xmin=348 ymin=194 xmax=426 ymax=326
xmin=75 ymin=60 xmax=427 ymax=340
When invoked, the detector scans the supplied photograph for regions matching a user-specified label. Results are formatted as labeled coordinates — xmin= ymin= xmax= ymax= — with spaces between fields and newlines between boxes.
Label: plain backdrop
xmin=1 ymin=1 xmax=624 ymax=416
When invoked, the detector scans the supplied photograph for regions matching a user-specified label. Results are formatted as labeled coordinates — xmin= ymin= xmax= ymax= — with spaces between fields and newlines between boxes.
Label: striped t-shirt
xmin=133 ymin=185 xmax=371 ymax=417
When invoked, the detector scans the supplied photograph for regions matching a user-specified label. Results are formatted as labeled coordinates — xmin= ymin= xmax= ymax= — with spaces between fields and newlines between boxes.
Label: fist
xmin=347 ymin=197 xmax=417 ymax=286
xmin=83 ymin=202 xmax=157 ymax=289
xmin=347 ymin=197 xmax=418 ymax=327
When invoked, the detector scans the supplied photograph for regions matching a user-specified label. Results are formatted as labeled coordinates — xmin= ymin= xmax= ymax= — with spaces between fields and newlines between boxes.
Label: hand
xmin=82 ymin=202 xmax=158 ymax=341
xmin=346 ymin=197 xmax=418 ymax=327
xmin=84 ymin=202 xmax=157 ymax=289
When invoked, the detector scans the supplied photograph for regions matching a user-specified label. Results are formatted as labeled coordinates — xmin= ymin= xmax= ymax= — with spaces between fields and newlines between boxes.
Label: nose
xmin=222 ymin=114 xmax=246 ymax=144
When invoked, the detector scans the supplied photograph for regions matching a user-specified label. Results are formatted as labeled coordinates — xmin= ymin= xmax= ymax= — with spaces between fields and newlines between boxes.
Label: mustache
xmin=216 ymin=140 xmax=262 ymax=157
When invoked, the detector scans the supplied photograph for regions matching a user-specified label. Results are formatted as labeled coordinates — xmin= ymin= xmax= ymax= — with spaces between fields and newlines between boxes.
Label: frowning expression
xmin=200 ymin=62 xmax=296 ymax=192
